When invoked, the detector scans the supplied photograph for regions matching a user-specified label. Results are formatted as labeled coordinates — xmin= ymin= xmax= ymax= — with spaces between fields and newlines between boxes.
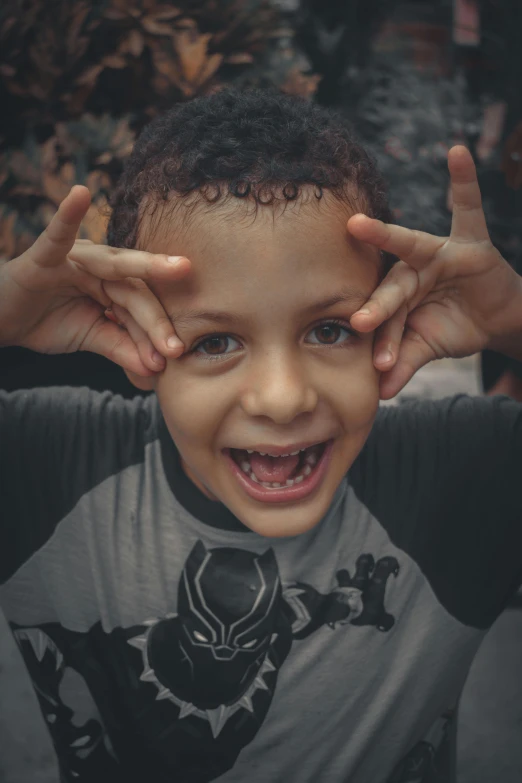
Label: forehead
xmin=140 ymin=193 xmax=381 ymax=313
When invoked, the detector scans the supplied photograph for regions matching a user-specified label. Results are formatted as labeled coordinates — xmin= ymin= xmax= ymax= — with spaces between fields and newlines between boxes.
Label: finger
xmin=69 ymin=266 xmax=113 ymax=310
xmin=103 ymin=278 xmax=184 ymax=356
xmin=350 ymin=261 xmax=418 ymax=332
xmin=69 ymin=242 xmax=191 ymax=283
xmin=26 ymin=186 xmax=91 ymax=268
xmin=110 ymin=302 xmax=165 ymax=372
xmin=448 ymin=145 xmax=490 ymax=241
xmin=347 ymin=214 xmax=444 ymax=271
xmin=379 ymin=329 xmax=437 ymax=400
xmin=81 ymin=317 xmax=159 ymax=378
xmin=372 ymin=305 xmax=408 ymax=370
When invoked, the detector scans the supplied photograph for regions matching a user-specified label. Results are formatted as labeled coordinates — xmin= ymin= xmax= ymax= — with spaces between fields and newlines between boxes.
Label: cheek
xmin=327 ymin=344 xmax=380 ymax=427
xmin=156 ymin=367 xmax=231 ymax=444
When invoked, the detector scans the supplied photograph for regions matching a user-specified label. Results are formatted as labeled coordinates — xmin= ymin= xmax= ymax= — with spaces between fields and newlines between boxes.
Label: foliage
xmin=0 ymin=0 xmax=318 ymax=257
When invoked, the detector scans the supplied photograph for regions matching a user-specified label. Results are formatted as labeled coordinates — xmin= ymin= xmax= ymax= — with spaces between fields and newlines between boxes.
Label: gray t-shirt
xmin=1 ymin=387 xmax=522 ymax=783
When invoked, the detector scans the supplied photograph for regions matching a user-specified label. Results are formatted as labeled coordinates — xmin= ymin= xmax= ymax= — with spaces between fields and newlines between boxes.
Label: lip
xmin=223 ymin=439 xmax=334 ymax=504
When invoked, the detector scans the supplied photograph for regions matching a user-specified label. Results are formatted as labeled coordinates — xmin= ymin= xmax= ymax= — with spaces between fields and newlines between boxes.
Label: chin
xmin=226 ymin=484 xmax=339 ymax=538
xmin=242 ymin=514 xmax=324 ymax=539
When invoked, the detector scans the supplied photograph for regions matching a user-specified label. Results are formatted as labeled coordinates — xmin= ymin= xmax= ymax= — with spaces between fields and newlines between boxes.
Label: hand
xmin=0 ymin=185 xmax=190 ymax=377
xmin=347 ymin=145 xmax=522 ymax=399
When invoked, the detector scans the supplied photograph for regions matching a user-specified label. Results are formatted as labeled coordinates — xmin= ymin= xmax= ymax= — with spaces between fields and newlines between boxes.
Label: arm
xmin=0 ymin=386 xmax=151 ymax=585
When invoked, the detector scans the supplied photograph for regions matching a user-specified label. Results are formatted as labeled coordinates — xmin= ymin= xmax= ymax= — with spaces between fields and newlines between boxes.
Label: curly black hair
xmin=107 ymin=87 xmax=395 ymax=268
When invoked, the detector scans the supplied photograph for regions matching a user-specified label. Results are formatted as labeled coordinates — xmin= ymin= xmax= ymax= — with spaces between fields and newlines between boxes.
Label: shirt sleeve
xmin=0 ymin=386 xmax=151 ymax=585
xmin=350 ymin=394 xmax=522 ymax=628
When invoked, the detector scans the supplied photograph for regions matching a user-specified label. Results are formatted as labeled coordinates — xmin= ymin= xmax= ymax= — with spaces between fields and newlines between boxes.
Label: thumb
xmin=26 ymin=185 xmax=91 ymax=268
xmin=379 ymin=329 xmax=436 ymax=400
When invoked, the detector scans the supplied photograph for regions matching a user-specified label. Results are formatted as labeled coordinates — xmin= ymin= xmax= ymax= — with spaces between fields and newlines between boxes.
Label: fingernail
xmin=376 ymin=349 xmax=393 ymax=364
xmin=167 ymin=336 xmax=182 ymax=350
xmin=355 ymin=308 xmax=371 ymax=316
xmin=105 ymin=308 xmax=118 ymax=324
xmin=152 ymin=351 xmax=164 ymax=365
xmin=167 ymin=256 xmax=184 ymax=265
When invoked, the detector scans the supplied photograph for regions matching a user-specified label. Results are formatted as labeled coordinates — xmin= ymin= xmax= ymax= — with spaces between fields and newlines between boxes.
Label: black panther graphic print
xmin=12 ymin=627 xmax=119 ymax=781
xmin=10 ymin=542 xmax=399 ymax=782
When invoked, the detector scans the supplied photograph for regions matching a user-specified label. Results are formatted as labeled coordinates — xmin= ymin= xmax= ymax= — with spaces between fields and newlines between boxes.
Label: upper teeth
xmin=246 ymin=448 xmax=306 ymax=457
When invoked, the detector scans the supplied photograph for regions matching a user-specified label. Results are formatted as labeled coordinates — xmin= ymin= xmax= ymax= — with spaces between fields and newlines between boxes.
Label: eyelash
xmin=189 ymin=319 xmax=357 ymax=361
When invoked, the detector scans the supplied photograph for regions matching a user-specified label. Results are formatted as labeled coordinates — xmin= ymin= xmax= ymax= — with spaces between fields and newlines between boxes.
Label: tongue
xmin=249 ymin=452 xmax=301 ymax=483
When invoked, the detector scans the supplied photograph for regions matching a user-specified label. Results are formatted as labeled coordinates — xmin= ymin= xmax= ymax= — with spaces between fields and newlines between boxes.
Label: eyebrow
xmin=170 ymin=288 xmax=370 ymax=330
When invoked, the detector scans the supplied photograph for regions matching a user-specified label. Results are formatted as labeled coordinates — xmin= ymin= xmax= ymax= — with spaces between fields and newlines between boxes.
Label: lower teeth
xmin=249 ymin=467 xmax=311 ymax=488
xmin=234 ymin=444 xmax=324 ymax=488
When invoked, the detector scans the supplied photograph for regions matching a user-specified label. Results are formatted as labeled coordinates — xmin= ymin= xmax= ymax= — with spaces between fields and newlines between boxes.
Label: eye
xmin=193 ymin=631 xmax=209 ymax=643
xmin=241 ymin=638 xmax=257 ymax=649
xmin=305 ymin=319 xmax=355 ymax=346
xmin=191 ymin=334 xmax=242 ymax=359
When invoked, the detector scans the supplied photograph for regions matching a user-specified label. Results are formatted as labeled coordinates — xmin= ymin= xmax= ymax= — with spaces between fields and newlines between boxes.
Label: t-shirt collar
xmin=158 ymin=411 xmax=251 ymax=533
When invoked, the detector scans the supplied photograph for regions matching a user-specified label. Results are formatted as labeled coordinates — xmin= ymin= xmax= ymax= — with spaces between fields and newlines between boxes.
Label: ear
xmin=124 ymin=369 xmax=157 ymax=392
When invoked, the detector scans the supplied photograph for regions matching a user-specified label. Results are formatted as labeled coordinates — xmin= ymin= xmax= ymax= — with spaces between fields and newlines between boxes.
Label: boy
xmin=1 ymin=87 xmax=522 ymax=783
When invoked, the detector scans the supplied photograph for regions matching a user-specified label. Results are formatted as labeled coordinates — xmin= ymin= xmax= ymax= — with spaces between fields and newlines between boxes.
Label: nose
xmin=240 ymin=350 xmax=318 ymax=424
xmin=213 ymin=645 xmax=236 ymax=660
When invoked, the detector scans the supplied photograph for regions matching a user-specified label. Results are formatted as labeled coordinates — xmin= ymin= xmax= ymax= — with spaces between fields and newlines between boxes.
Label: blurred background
xmin=1 ymin=1 xmax=522 ymax=781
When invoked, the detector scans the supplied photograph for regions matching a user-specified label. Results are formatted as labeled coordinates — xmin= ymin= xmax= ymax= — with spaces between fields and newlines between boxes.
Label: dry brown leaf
xmin=173 ymin=28 xmax=212 ymax=84
xmin=123 ymin=29 xmax=144 ymax=57
xmin=40 ymin=137 xmax=58 ymax=173
xmin=280 ymin=67 xmax=321 ymax=100
xmin=101 ymin=9 xmax=128 ymax=21
xmin=75 ymin=63 xmax=104 ymax=86
xmin=141 ymin=17 xmax=174 ymax=36
xmin=85 ymin=169 xmax=112 ymax=194
xmin=43 ymin=162 xmax=75 ymax=206
xmin=102 ymin=54 xmax=127 ymax=69
xmin=151 ymin=46 xmax=183 ymax=90
xmin=224 ymin=53 xmax=254 ymax=65
xmin=110 ymin=119 xmax=136 ymax=158
xmin=66 ymin=4 xmax=91 ymax=60
xmin=80 ymin=201 xmax=109 ymax=244
xmin=154 ymin=8 xmax=182 ymax=21
xmin=195 ymin=51 xmax=223 ymax=89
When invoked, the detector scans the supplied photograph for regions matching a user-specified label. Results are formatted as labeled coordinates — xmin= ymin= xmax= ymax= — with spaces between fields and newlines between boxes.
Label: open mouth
xmin=223 ymin=440 xmax=334 ymax=504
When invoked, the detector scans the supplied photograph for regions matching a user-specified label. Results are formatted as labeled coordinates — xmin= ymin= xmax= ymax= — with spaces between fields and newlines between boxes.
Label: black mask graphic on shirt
xmin=146 ymin=542 xmax=285 ymax=709
xmin=13 ymin=627 xmax=119 ymax=782
xmin=127 ymin=541 xmax=295 ymax=740
xmin=13 ymin=543 xmax=399 ymax=783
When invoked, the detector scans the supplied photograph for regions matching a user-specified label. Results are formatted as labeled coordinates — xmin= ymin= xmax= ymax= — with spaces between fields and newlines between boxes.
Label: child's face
xmin=140 ymin=193 xmax=381 ymax=537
